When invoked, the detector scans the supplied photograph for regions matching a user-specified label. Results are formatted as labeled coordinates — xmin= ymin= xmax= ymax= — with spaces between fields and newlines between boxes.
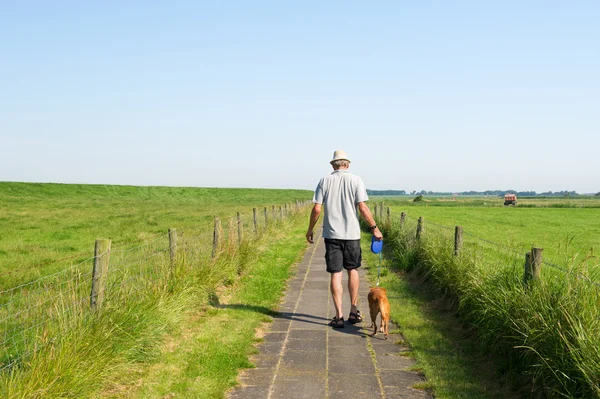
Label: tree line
xmin=367 ymin=189 xmax=582 ymax=197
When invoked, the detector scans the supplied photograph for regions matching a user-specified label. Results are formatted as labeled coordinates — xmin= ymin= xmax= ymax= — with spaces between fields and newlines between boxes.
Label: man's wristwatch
xmin=370 ymin=225 xmax=377 ymax=230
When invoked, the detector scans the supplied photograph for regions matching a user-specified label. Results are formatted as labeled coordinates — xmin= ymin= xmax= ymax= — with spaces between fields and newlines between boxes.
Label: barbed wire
xmin=0 ymin=251 xmax=90 ymax=279
xmin=111 ymin=233 xmax=169 ymax=254
xmin=109 ymin=248 xmax=170 ymax=276
xmin=0 ymin=254 xmax=100 ymax=296
xmin=0 ymin=203 xmax=312 ymax=375
xmin=462 ymin=230 xmax=526 ymax=258
xmin=542 ymin=259 xmax=600 ymax=289
xmin=0 ymin=269 xmax=92 ymax=312
xmin=390 ymin=210 xmax=600 ymax=288
xmin=0 ymin=276 xmax=92 ymax=325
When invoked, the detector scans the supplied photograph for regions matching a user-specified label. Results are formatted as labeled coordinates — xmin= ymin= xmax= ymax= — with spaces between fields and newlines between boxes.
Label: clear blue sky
xmin=1 ymin=1 xmax=599 ymax=193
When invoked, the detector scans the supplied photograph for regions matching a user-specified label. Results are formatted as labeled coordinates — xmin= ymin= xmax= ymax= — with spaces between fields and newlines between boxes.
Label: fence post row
xmin=168 ymin=228 xmax=178 ymax=267
xmin=90 ymin=239 xmax=111 ymax=310
xmin=454 ymin=226 xmax=463 ymax=256
xmin=386 ymin=207 xmax=390 ymax=227
xmin=86 ymin=202 xmax=317 ymax=312
xmin=416 ymin=217 xmax=424 ymax=240
xmin=212 ymin=218 xmax=221 ymax=259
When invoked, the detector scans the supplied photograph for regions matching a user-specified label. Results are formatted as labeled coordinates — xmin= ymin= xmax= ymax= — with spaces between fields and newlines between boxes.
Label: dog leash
xmin=376 ymin=251 xmax=382 ymax=287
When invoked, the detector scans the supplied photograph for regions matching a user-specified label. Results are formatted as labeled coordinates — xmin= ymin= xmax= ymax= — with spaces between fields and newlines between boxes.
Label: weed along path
xmin=228 ymin=230 xmax=429 ymax=399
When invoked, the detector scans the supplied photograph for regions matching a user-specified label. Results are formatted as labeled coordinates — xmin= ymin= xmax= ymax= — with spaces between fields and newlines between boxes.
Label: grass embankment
xmin=0 ymin=182 xmax=311 ymax=287
xmin=362 ymin=231 xmax=517 ymax=399
xmin=370 ymin=206 xmax=600 ymax=398
xmin=0 ymin=182 xmax=312 ymax=398
xmin=112 ymin=221 xmax=308 ymax=398
xmin=370 ymin=197 xmax=600 ymax=266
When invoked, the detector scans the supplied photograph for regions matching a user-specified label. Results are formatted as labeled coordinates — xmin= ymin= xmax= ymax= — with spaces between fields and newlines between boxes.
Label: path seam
xmin=266 ymin=230 xmax=321 ymax=399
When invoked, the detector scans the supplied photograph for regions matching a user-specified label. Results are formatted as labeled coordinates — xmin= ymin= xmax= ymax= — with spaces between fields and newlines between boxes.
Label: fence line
xmin=0 ymin=255 xmax=100 ymax=297
xmin=0 ymin=200 xmax=313 ymax=374
xmin=376 ymin=206 xmax=600 ymax=288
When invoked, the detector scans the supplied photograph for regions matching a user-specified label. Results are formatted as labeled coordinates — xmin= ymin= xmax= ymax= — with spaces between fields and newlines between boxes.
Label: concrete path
xmin=228 ymin=231 xmax=431 ymax=399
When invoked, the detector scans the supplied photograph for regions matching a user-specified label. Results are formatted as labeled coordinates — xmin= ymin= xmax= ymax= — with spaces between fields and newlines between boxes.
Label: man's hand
xmin=306 ymin=229 xmax=315 ymax=244
xmin=373 ymin=227 xmax=383 ymax=241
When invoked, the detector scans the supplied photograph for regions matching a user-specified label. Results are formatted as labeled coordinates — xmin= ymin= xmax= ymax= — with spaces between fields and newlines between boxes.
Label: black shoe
xmin=329 ymin=316 xmax=344 ymax=328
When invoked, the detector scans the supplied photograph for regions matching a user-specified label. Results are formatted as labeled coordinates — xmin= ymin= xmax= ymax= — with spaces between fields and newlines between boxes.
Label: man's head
xmin=330 ymin=150 xmax=350 ymax=170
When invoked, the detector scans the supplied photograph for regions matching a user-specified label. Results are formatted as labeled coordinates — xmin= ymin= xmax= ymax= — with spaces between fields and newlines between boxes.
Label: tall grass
xmin=0 ymin=203 xmax=310 ymax=398
xmin=380 ymin=214 xmax=600 ymax=398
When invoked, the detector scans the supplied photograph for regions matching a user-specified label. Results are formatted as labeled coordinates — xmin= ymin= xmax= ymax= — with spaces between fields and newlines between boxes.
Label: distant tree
xmin=413 ymin=195 xmax=423 ymax=202
xmin=596 ymin=192 xmax=600 ymax=196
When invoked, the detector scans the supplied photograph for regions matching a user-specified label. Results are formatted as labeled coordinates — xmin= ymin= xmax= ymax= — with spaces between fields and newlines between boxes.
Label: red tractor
xmin=504 ymin=194 xmax=517 ymax=206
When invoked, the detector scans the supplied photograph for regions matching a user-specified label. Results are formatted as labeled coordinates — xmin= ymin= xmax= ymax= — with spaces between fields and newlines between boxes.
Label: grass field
xmin=0 ymin=182 xmax=312 ymax=398
xmin=369 ymin=197 xmax=600 ymax=397
xmin=372 ymin=196 xmax=600 ymax=269
xmin=0 ymin=182 xmax=312 ymax=288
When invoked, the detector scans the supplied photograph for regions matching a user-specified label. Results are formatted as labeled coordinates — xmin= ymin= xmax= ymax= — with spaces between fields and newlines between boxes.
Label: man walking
xmin=306 ymin=150 xmax=383 ymax=328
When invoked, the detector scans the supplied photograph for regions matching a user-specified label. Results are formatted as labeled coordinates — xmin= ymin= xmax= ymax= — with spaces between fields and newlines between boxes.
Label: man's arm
xmin=357 ymin=202 xmax=383 ymax=240
xmin=306 ymin=203 xmax=322 ymax=243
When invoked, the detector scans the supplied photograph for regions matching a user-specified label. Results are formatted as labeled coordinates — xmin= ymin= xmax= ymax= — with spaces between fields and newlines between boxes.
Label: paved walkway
xmin=228 ymin=231 xmax=430 ymax=399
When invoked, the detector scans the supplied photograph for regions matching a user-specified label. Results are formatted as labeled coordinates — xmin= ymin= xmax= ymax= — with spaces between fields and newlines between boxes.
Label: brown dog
xmin=368 ymin=287 xmax=390 ymax=339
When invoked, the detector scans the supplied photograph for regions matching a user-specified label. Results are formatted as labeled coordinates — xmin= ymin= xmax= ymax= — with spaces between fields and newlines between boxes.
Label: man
xmin=306 ymin=150 xmax=383 ymax=328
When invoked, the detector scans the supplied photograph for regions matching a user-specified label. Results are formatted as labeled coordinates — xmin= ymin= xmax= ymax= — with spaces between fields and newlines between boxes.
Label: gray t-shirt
xmin=312 ymin=170 xmax=369 ymax=240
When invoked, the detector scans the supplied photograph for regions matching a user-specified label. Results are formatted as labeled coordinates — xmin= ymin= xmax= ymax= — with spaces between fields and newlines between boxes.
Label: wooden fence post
xmin=264 ymin=207 xmax=268 ymax=226
xmin=386 ymin=207 xmax=390 ymax=227
xmin=524 ymin=252 xmax=533 ymax=283
xmin=416 ymin=217 xmax=423 ymax=240
xmin=532 ymin=248 xmax=543 ymax=275
xmin=524 ymin=248 xmax=543 ymax=284
xmin=90 ymin=239 xmax=111 ymax=310
xmin=253 ymin=208 xmax=258 ymax=234
xmin=400 ymin=212 xmax=406 ymax=228
xmin=454 ymin=226 xmax=463 ymax=256
xmin=272 ymin=205 xmax=276 ymax=222
xmin=168 ymin=228 xmax=178 ymax=267
xmin=279 ymin=206 xmax=283 ymax=222
xmin=237 ymin=212 xmax=242 ymax=244
xmin=212 ymin=218 xmax=221 ymax=259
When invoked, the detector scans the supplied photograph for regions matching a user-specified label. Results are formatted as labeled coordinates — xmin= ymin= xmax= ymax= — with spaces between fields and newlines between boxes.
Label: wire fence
xmin=0 ymin=200 xmax=312 ymax=374
xmin=372 ymin=204 xmax=600 ymax=289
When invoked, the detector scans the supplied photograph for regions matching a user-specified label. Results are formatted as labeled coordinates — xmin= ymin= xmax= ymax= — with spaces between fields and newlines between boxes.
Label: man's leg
xmin=347 ymin=268 xmax=359 ymax=314
xmin=330 ymin=271 xmax=343 ymax=319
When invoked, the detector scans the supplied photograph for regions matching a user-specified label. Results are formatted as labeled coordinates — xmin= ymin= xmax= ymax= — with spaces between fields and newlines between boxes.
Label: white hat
xmin=330 ymin=150 xmax=351 ymax=164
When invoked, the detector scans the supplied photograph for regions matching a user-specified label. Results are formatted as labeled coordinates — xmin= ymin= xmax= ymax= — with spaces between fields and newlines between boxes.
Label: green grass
xmin=0 ymin=182 xmax=312 ymax=398
xmin=112 ymin=222 xmax=308 ymax=398
xmin=362 ymin=230 xmax=518 ymax=399
xmin=370 ymin=200 xmax=600 ymax=398
xmin=0 ymin=182 xmax=311 ymax=288
xmin=374 ymin=197 xmax=600 ymax=269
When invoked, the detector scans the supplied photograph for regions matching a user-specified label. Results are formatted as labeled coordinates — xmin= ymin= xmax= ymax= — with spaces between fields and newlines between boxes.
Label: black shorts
xmin=324 ymin=238 xmax=362 ymax=273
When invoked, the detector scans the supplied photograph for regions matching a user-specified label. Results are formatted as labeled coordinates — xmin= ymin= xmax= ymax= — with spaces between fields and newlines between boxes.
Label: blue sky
xmin=1 ymin=1 xmax=599 ymax=193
